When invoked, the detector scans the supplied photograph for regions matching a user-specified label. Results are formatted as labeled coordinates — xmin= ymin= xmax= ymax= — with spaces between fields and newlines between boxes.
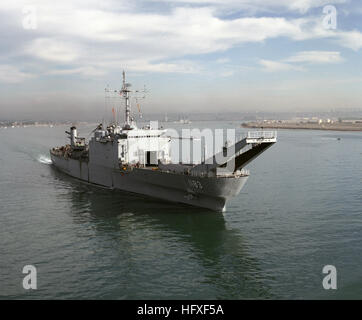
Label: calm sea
xmin=0 ymin=121 xmax=361 ymax=299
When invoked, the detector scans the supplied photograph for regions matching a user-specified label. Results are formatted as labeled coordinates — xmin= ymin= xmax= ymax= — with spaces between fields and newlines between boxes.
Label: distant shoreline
xmin=242 ymin=122 xmax=362 ymax=132
xmin=0 ymin=121 xmax=97 ymax=129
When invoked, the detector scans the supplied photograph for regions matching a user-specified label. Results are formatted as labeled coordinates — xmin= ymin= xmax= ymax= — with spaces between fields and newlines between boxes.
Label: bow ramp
xmin=190 ymin=131 xmax=277 ymax=175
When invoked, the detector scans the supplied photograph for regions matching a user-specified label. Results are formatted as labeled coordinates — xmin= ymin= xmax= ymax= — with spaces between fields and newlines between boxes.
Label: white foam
xmin=38 ymin=155 xmax=52 ymax=164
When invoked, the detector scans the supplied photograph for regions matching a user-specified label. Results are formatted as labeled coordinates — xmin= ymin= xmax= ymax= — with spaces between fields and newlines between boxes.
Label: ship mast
xmin=121 ymin=70 xmax=131 ymax=129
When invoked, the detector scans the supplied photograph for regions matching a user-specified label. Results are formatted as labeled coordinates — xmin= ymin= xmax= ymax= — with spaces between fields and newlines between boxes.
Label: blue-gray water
xmin=0 ymin=122 xmax=361 ymax=299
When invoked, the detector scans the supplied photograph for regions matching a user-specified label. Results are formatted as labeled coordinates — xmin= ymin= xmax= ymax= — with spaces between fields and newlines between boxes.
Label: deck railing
xmin=247 ymin=131 xmax=277 ymax=139
xmin=239 ymin=168 xmax=250 ymax=176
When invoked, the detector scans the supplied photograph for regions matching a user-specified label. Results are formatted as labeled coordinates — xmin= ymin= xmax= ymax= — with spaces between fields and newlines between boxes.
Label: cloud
xmin=25 ymin=38 xmax=81 ymax=63
xmin=0 ymin=0 xmax=360 ymax=80
xmin=259 ymin=59 xmax=304 ymax=72
xmin=335 ymin=30 xmax=362 ymax=51
xmin=115 ymin=60 xmax=200 ymax=73
xmin=17 ymin=6 xmax=316 ymax=76
xmin=46 ymin=58 xmax=199 ymax=76
xmin=220 ymin=70 xmax=234 ymax=77
xmin=1 ymin=1 xmax=361 ymax=78
xmin=0 ymin=65 xmax=35 ymax=83
xmin=283 ymin=0 xmax=347 ymax=13
xmin=34 ymin=7 xmax=308 ymax=54
xmin=294 ymin=19 xmax=362 ymax=51
xmin=260 ymin=51 xmax=344 ymax=72
xmin=153 ymin=0 xmax=348 ymax=14
xmin=216 ymin=58 xmax=230 ymax=64
xmin=1 ymin=0 xmax=362 ymax=118
xmin=286 ymin=51 xmax=344 ymax=64
xmin=47 ymin=66 xmax=106 ymax=77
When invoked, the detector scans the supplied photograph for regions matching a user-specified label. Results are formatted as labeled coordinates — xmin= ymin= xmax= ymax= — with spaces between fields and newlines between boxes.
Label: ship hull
xmin=50 ymin=154 xmax=248 ymax=212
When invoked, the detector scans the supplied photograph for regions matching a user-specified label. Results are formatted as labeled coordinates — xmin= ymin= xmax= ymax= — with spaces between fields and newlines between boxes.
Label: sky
xmin=1 ymin=0 xmax=362 ymax=120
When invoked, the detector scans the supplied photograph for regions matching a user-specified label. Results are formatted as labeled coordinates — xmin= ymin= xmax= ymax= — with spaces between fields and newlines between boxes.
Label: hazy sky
xmin=1 ymin=0 xmax=362 ymax=120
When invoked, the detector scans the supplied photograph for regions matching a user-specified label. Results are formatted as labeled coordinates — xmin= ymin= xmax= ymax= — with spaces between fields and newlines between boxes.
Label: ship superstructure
xmin=50 ymin=72 xmax=277 ymax=211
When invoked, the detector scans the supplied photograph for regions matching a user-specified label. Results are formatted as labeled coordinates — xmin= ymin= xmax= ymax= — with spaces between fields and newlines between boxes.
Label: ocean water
xmin=0 ymin=122 xmax=361 ymax=299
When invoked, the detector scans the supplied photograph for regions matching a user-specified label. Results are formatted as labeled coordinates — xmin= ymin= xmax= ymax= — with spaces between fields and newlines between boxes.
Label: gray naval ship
xmin=50 ymin=72 xmax=277 ymax=211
